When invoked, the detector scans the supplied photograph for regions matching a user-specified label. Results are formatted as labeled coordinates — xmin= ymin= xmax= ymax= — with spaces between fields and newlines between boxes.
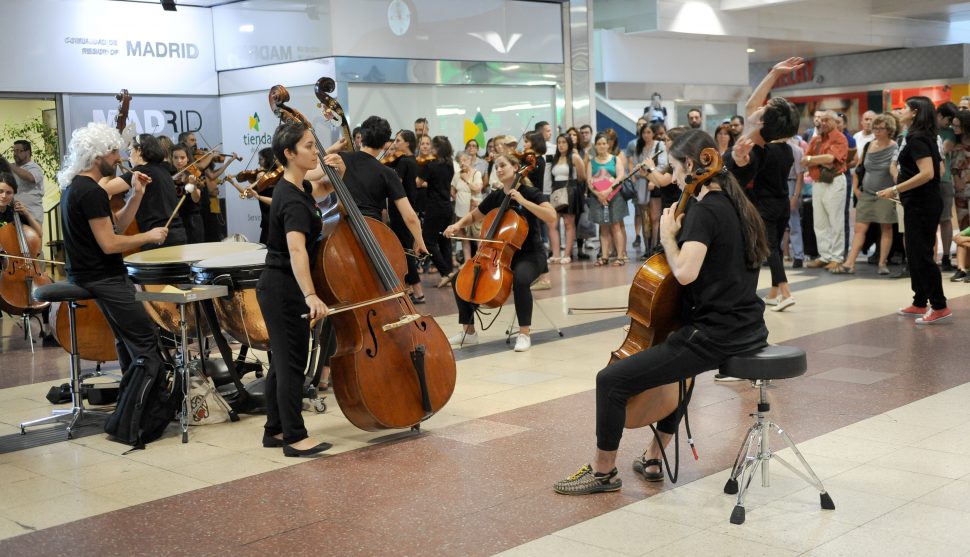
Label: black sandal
xmin=633 ymin=456 xmax=665 ymax=482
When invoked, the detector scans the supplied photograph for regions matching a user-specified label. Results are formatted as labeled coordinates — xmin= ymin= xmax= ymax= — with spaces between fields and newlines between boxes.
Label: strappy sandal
xmin=633 ymin=456 xmax=664 ymax=482
xmin=612 ymin=256 xmax=628 ymax=266
xmin=830 ymin=264 xmax=855 ymax=274
xmin=560 ymin=257 xmax=571 ymax=264
xmin=594 ymin=258 xmax=609 ymax=267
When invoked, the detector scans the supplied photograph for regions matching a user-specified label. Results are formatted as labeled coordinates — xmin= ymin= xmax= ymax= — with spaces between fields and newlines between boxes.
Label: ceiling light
xmin=239 ymin=24 xmax=254 ymax=33
xmin=746 ymin=48 xmax=756 ymax=53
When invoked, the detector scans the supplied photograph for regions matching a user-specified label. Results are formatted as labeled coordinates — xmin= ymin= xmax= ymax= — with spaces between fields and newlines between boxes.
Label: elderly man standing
xmin=854 ymin=111 xmax=877 ymax=155
xmin=9 ymin=140 xmax=45 ymax=233
xmin=803 ymin=111 xmax=849 ymax=269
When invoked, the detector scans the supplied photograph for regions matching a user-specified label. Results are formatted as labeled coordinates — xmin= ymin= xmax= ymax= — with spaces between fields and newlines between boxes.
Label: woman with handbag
xmin=452 ymin=152 xmax=484 ymax=264
xmin=631 ymin=123 xmax=667 ymax=258
xmin=587 ymin=132 xmax=628 ymax=266
xmin=549 ymin=133 xmax=586 ymax=264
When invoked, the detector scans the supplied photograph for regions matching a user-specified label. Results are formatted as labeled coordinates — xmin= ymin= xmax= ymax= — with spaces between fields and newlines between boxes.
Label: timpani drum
xmin=124 ymin=242 xmax=264 ymax=335
xmin=191 ymin=250 xmax=269 ymax=351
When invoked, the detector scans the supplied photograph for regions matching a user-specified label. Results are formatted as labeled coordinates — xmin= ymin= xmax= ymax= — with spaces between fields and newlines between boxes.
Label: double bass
xmin=614 ymin=147 xmax=723 ymax=429
xmin=453 ymin=150 xmax=537 ymax=307
xmin=270 ymin=79 xmax=456 ymax=431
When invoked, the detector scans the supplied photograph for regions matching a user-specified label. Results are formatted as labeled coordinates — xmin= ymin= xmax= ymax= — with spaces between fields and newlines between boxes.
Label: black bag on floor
xmin=105 ymin=356 xmax=181 ymax=448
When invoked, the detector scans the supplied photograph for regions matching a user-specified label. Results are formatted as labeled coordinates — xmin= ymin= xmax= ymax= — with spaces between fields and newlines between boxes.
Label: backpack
xmin=104 ymin=355 xmax=182 ymax=449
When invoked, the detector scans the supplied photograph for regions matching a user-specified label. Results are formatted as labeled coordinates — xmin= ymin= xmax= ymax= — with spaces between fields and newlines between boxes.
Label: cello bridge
xmin=381 ymin=314 xmax=421 ymax=332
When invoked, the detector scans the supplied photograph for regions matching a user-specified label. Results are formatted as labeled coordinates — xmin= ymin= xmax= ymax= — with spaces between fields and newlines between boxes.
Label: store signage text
xmin=92 ymin=109 xmax=203 ymax=134
xmin=126 ymin=41 xmax=200 ymax=59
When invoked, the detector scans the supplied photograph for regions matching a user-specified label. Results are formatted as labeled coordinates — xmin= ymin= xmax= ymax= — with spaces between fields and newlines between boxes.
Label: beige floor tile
xmin=623 ymin=483 xmax=752 ymax=530
xmin=0 ymin=516 xmax=32 ymax=542
xmin=804 ymin=522 xmax=965 ymax=557
xmin=882 ymin=402 xmax=970 ymax=427
xmin=122 ymin=439 xmax=238 ymax=470
xmin=448 ymin=378 xmax=519 ymax=402
xmin=0 ymin=476 xmax=79 ymax=507
xmin=653 ymin=529 xmax=798 ymax=557
xmin=916 ymin=478 xmax=970 ymax=513
xmin=832 ymin=417 xmax=940 ymax=446
xmin=824 ymin=463 xmax=952 ymax=501
xmin=683 ymin=467 xmax=811 ymax=507
xmin=169 ymin=452 xmax=287 ymax=484
xmin=484 ymin=370 xmax=563 ymax=386
xmin=445 ymin=393 xmax=533 ymax=419
xmin=0 ymin=462 xmax=39 ymax=485
xmin=57 ymin=457 xmax=158 ymax=489
xmin=707 ymin=500 xmax=855 ymax=553
xmin=769 ymin=484 xmax=907 ymax=527
xmin=866 ymin=501 xmax=970 ymax=548
xmin=870 ymin=446 xmax=970 ymax=479
xmin=555 ymin=510 xmax=700 ymax=556
xmin=93 ymin=468 xmax=211 ymax=506
xmin=0 ymin=490 xmax=125 ymax=531
xmin=793 ymin=432 xmax=903 ymax=464
xmin=767 ymin=448 xmax=863 ymax=480
xmin=914 ymin=422 xmax=970 ymax=456
xmin=5 ymin=444 xmax=118 ymax=476
xmin=496 ymin=534 xmax=625 ymax=557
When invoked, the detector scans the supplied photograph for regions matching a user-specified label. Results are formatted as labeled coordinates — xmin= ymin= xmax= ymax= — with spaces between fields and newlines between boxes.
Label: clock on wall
xmin=387 ymin=0 xmax=411 ymax=36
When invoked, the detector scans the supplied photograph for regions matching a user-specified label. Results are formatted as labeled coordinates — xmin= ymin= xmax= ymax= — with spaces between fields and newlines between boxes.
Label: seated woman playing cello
xmin=443 ymin=151 xmax=557 ymax=353
xmin=554 ymin=130 xmax=770 ymax=495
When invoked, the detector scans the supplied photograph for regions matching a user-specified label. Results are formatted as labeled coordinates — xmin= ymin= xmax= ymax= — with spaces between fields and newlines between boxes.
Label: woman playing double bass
xmin=443 ymin=151 xmax=557 ymax=353
xmin=554 ymin=130 xmax=769 ymax=495
xmin=257 ymin=120 xmax=345 ymax=457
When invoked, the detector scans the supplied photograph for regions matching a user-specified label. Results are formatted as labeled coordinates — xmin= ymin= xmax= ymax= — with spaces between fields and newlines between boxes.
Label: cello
xmin=613 ymin=147 xmax=723 ymax=430
xmin=270 ymin=81 xmax=456 ymax=431
xmin=453 ymin=150 xmax=537 ymax=307
xmin=0 ymin=202 xmax=53 ymax=333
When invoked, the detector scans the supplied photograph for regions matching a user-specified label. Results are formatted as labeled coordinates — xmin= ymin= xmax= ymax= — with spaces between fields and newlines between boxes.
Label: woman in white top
xmin=549 ymin=133 xmax=586 ymax=263
xmin=631 ymin=122 xmax=667 ymax=256
xmin=452 ymin=152 xmax=484 ymax=263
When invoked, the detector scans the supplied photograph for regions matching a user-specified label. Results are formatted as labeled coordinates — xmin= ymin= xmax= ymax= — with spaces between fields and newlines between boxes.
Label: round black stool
xmin=719 ymin=345 xmax=835 ymax=525
xmin=20 ymin=282 xmax=111 ymax=438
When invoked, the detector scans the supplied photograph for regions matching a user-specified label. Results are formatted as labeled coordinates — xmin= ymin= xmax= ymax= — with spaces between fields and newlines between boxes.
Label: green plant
xmin=1 ymin=116 xmax=60 ymax=185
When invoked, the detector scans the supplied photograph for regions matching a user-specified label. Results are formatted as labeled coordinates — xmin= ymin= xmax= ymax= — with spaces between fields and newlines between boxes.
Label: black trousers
xmin=257 ymin=268 xmax=310 ymax=444
xmin=453 ymin=251 xmax=544 ymax=327
xmin=763 ymin=210 xmax=790 ymax=286
xmin=422 ymin=210 xmax=454 ymax=276
xmin=903 ymin=196 xmax=947 ymax=310
xmin=77 ymin=275 xmax=161 ymax=374
xmin=181 ymin=213 xmax=204 ymax=244
xmin=595 ymin=327 xmax=740 ymax=452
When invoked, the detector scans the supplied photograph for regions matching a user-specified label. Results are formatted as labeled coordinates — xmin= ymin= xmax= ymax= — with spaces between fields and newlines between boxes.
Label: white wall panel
xmin=596 ymin=30 xmax=748 ymax=87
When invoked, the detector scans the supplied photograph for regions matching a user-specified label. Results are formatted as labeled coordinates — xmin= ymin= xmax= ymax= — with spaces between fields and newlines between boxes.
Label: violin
xmin=194 ymin=148 xmax=240 ymax=165
xmin=614 ymin=147 xmax=722 ymax=431
xmin=252 ymin=164 xmax=283 ymax=193
xmin=272 ymin=78 xmax=456 ymax=431
xmin=0 ymin=205 xmax=53 ymax=317
xmin=381 ymin=151 xmax=402 ymax=166
xmin=453 ymin=149 xmax=537 ymax=307
xmin=415 ymin=155 xmax=435 ymax=166
xmin=235 ymin=169 xmax=260 ymax=183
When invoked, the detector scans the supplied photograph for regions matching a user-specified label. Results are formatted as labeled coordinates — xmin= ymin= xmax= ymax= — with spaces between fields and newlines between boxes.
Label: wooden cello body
xmin=453 ymin=151 xmax=535 ymax=307
xmin=613 ymin=147 xmax=722 ymax=429
xmin=0 ymin=211 xmax=53 ymax=316
xmin=273 ymin=79 xmax=456 ymax=431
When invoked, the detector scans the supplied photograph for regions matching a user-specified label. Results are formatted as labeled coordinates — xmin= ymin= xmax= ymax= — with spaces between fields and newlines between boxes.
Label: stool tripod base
xmin=20 ymin=408 xmax=111 ymax=439
xmin=723 ymin=380 xmax=834 ymax=525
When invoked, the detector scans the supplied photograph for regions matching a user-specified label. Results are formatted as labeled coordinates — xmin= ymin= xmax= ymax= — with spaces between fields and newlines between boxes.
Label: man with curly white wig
xmin=59 ymin=122 xmax=168 ymax=372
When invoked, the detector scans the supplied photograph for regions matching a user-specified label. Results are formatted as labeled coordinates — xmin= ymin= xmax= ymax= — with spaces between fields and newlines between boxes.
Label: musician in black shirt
xmin=419 ymin=136 xmax=458 ymax=287
xmin=555 ymin=130 xmax=769 ymax=495
xmin=257 ymin=121 xmax=344 ymax=457
xmin=388 ymin=130 xmax=425 ymax=302
xmin=443 ymin=152 xmax=557 ymax=352
xmin=171 ymin=143 xmax=204 ymax=244
xmin=57 ymin=122 xmax=169 ymax=372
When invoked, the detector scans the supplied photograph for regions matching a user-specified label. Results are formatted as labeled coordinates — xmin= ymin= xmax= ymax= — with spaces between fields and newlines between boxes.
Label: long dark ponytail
xmin=668 ymin=130 xmax=768 ymax=269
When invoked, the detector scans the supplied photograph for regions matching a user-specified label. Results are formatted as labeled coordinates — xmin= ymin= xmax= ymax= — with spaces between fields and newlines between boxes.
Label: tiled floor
xmin=1 ymin=248 xmax=968 ymax=556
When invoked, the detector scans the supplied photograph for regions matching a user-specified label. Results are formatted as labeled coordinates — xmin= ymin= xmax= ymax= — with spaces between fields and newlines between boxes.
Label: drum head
xmin=126 ymin=242 xmax=263 ymax=284
xmin=192 ymin=250 xmax=267 ymax=286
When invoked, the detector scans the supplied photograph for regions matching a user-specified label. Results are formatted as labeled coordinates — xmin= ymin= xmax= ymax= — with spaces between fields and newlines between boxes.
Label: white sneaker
xmin=448 ymin=331 xmax=478 ymax=347
xmin=513 ymin=334 xmax=531 ymax=352
xmin=762 ymin=295 xmax=780 ymax=307
xmin=770 ymin=297 xmax=796 ymax=312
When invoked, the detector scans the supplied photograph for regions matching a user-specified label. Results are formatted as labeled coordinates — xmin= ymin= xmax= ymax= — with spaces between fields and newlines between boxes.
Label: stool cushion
xmin=33 ymin=282 xmax=93 ymax=303
xmin=719 ymin=345 xmax=807 ymax=380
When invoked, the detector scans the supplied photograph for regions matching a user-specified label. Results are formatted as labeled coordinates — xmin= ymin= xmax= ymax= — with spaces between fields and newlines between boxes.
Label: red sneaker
xmin=916 ymin=308 xmax=952 ymax=325
xmin=897 ymin=305 xmax=928 ymax=317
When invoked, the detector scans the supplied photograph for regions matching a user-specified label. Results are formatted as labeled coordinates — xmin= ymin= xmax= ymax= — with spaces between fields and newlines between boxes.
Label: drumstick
xmin=164 ymin=184 xmax=196 ymax=229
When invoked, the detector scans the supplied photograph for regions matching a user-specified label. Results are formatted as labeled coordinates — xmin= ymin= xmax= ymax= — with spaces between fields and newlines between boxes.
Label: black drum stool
xmin=720 ymin=345 xmax=835 ymax=525
xmin=20 ymin=283 xmax=112 ymax=438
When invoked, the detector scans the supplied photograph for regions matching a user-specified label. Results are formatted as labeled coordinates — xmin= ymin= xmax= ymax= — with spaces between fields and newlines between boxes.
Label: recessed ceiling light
xmin=746 ymin=48 xmax=756 ymax=53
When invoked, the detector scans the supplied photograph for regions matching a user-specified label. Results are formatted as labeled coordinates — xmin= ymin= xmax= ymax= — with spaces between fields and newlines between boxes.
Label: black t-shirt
xmin=678 ymin=191 xmax=767 ymax=352
xmin=338 ymin=151 xmax=406 ymax=220
xmin=476 ymin=184 xmax=546 ymax=257
xmin=123 ymin=162 xmax=187 ymax=246
xmin=727 ymin=143 xmax=793 ymax=219
xmin=417 ymin=160 xmax=455 ymax=217
xmin=0 ymin=205 xmax=13 ymax=226
xmin=898 ymin=134 xmax=941 ymax=203
xmin=388 ymin=156 xmax=418 ymax=230
xmin=528 ymin=157 xmax=546 ymax=194
xmin=257 ymin=185 xmax=275 ymax=232
xmin=264 ymin=178 xmax=323 ymax=273
xmin=659 ymin=181 xmax=682 ymax=209
xmin=62 ymin=175 xmax=126 ymax=283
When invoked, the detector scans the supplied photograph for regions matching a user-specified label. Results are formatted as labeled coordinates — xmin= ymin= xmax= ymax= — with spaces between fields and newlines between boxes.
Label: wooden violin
xmin=271 ymin=81 xmax=456 ymax=431
xmin=415 ymin=155 xmax=435 ymax=166
xmin=453 ymin=149 xmax=537 ymax=307
xmin=234 ymin=169 xmax=260 ymax=184
xmin=615 ymin=147 xmax=722 ymax=429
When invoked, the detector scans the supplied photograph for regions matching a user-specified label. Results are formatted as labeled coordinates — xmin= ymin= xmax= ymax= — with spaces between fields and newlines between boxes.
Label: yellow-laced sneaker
xmin=553 ymin=464 xmax=622 ymax=495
